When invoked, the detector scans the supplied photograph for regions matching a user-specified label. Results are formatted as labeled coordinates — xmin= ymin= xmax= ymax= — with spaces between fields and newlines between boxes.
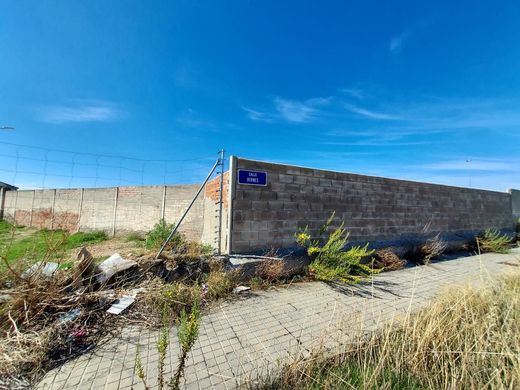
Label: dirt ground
xmin=64 ymin=235 xmax=150 ymax=262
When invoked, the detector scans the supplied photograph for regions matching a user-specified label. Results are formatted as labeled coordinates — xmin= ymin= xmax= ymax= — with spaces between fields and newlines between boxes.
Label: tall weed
xmin=295 ymin=213 xmax=378 ymax=283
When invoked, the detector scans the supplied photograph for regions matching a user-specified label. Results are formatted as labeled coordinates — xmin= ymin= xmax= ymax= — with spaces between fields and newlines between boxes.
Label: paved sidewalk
xmin=37 ymin=248 xmax=520 ymax=390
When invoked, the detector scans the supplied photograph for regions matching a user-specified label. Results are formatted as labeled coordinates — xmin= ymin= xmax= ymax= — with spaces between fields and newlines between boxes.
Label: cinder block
xmin=279 ymin=174 xmax=294 ymax=184
xmin=231 ymin=157 xmax=513 ymax=253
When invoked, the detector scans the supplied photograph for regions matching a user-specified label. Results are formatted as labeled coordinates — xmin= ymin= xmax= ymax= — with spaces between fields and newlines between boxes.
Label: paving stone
xmin=35 ymin=249 xmax=520 ymax=389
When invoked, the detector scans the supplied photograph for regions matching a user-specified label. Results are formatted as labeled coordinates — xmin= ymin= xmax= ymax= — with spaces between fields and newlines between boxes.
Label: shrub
xmin=255 ymin=259 xmax=285 ymax=282
xmin=145 ymin=219 xmax=215 ymax=256
xmin=371 ymin=249 xmax=407 ymax=271
xmin=420 ymin=234 xmax=447 ymax=264
xmin=477 ymin=229 xmax=512 ymax=254
xmin=145 ymin=219 xmax=179 ymax=250
xmin=295 ymin=213 xmax=379 ymax=283
xmin=402 ymin=234 xmax=447 ymax=265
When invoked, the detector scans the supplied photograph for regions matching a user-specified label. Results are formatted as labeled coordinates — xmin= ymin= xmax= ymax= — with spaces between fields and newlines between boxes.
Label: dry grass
xmin=404 ymin=234 xmax=447 ymax=264
xmin=254 ymin=272 xmax=520 ymax=389
xmin=204 ymin=262 xmax=239 ymax=300
xmin=255 ymin=259 xmax=285 ymax=282
xmin=421 ymin=237 xmax=447 ymax=264
xmin=370 ymin=249 xmax=407 ymax=271
xmin=0 ymin=328 xmax=51 ymax=381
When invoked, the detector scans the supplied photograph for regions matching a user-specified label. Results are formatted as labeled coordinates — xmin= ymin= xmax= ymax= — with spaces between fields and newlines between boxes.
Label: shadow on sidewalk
xmin=327 ymin=278 xmax=403 ymax=299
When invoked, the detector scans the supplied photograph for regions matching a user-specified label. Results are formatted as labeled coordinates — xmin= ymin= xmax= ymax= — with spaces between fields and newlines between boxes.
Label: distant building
xmin=0 ymin=181 xmax=18 ymax=191
xmin=0 ymin=181 xmax=17 ymax=220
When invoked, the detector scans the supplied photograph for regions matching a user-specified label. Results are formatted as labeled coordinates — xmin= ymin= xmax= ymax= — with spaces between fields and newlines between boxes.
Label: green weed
xmin=477 ymin=229 xmax=512 ymax=254
xmin=296 ymin=213 xmax=379 ymax=283
xmin=135 ymin=293 xmax=202 ymax=390
xmin=0 ymin=228 xmax=107 ymax=273
xmin=145 ymin=219 xmax=180 ymax=251
xmin=170 ymin=298 xmax=201 ymax=389
xmin=65 ymin=230 xmax=108 ymax=248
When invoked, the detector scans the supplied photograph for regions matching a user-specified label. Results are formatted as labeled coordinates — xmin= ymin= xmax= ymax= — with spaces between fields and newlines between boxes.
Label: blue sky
xmin=1 ymin=0 xmax=519 ymax=190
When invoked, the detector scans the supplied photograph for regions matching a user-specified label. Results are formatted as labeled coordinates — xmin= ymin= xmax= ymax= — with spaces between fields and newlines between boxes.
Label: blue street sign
xmin=237 ymin=169 xmax=267 ymax=186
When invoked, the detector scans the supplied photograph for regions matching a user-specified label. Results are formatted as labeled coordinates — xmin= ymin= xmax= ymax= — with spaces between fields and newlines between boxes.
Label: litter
xmin=70 ymin=327 xmax=87 ymax=339
xmin=106 ymin=287 xmax=146 ymax=315
xmin=21 ymin=261 xmax=59 ymax=280
xmin=58 ymin=308 xmax=81 ymax=325
xmin=71 ymin=247 xmax=96 ymax=289
xmin=107 ymin=296 xmax=135 ymax=315
xmin=232 ymin=285 xmax=251 ymax=294
xmin=96 ymin=253 xmax=138 ymax=284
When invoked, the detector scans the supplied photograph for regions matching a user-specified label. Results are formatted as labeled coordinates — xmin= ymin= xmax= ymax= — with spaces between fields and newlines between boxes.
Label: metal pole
xmin=217 ymin=150 xmax=225 ymax=254
xmin=156 ymin=157 xmax=221 ymax=259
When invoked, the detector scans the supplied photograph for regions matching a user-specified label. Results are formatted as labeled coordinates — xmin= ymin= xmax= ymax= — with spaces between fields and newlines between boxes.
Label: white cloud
xmin=340 ymin=88 xmax=365 ymax=99
xmin=241 ymin=106 xmax=274 ymax=122
xmin=243 ymin=96 xmax=332 ymax=123
xmin=389 ymin=31 xmax=410 ymax=54
xmin=40 ymin=101 xmax=123 ymax=124
xmin=274 ymin=97 xmax=317 ymax=123
xmin=345 ymin=104 xmax=402 ymax=120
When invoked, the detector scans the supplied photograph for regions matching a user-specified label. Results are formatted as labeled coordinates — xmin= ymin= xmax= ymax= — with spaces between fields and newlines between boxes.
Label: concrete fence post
xmin=29 ymin=190 xmax=35 ymax=227
xmin=14 ymin=190 xmax=19 ymax=224
xmin=50 ymin=189 xmax=56 ymax=230
xmin=77 ymin=188 xmax=84 ymax=232
xmin=0 ymin=188 xmax=5 ymax=220
xmin=112 ymin=187 xmax=119 ymax=237
xmin=226 ymin=155 xmax=237 ymax=254
xmin=161 ymin=185 xmax=167 ymax=221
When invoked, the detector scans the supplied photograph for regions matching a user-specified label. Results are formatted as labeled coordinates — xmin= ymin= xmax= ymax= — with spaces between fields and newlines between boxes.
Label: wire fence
xmin=0 ymin=140 xmax=217 ymax=189
xmin=0 ymin=141 xmax=226 ymax=245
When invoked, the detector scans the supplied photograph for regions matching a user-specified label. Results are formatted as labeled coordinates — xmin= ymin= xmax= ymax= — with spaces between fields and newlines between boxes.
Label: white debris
xmin=106 ymin=287 xmax=146 ymax=315
xmin=232 ymin=285 xmax=251 ymax=294
xmin=96 ymin=253 xmax=137 ymax=284
xmin=21 ymin=261 xmax=59 ymax=280
xmin=107 ymin=296 xmax=135 ymax=315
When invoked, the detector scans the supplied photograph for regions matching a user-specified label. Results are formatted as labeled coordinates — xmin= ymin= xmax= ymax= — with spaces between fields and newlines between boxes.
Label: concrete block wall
xmin=229 ymin=157 xmax=515 ymax=253
xmin=2 ymin=184 xmax=208 ymax=242
xmin=53 ymin=189 xmax=82 ymax=231
xmin=80 ymin=188 xmax=117 ymax=232
xmin=162 ymin=185 xmax=205 ymax=241
xmin=3 ymin=156 xmax=515 ymax=255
